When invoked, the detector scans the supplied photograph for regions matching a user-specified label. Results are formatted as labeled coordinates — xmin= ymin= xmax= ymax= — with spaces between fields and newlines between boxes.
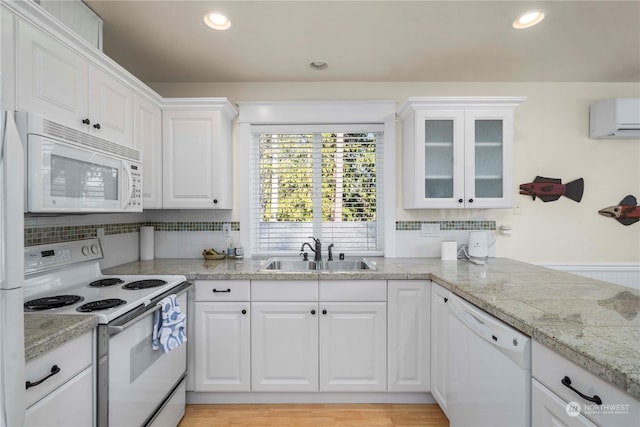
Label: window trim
xmin=238 ymin=100 xmax=397 ymax=259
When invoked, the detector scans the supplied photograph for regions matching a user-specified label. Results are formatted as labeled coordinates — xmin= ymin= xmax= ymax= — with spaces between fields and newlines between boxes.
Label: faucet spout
xmin=301 ymin=237 xmax=323 ymax=261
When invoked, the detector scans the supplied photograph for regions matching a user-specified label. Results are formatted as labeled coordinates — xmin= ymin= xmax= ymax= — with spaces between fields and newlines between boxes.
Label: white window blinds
xmin=251 ymin=124 xmax=384 ymax=256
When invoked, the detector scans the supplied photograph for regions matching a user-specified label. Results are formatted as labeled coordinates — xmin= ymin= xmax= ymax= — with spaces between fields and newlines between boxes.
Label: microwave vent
xmin=43 ymin=119 xmax=141 ymax=161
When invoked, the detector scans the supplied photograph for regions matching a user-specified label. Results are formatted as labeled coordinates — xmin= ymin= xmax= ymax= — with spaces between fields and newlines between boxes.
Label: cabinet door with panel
xmin=17 ymin=20 xmax=133 ymax=146
xmin=133 ymin=93 xmax=162 ymax=208
xmin=388 ymin=280 xmax=430 ymax=392
xmin=193 ymin=280 xmax=251 ymax=392
xmin=17 ymin=20 xmax=89 ymax=129
xmin=430 ymin=282 xmax=451 ymax=414
xmin=88 ymin=66 xmax=133 ymax=146
xmin=194 ymin=302 xmax=250 ymax=392
xmin=251 ymin=302 xmax=319 ymax=391
xmin=319 ymin=302 xmax=387 ymax=392
xmin=400 ymin=98 xmax=524 ymax=209
xmin=162 ymin=106 xmax=236 ymax=209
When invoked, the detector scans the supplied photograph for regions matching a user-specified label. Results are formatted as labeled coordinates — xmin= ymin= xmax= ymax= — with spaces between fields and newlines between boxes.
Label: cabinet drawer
xmin=319 ymin=280 xmax=387 ymax=301
xmin=533 ymin=341 xmax=640 ymax=426
xmin=24 ymin=366 xmax=93 ymax=427
xmin=532 ymin=379 xmax=597 ymax=427
xmin=25 ymin=332 xmax=93 ymax=407
xmin=251 ymin=280 xmax=318 ymax=301
xmin=195 ymin=280 xmax=250 ymax=301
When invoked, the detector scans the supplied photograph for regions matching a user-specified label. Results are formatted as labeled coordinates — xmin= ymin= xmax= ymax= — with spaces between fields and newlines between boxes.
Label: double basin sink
xmin=260 ymin=258 xmax=375 ymax=272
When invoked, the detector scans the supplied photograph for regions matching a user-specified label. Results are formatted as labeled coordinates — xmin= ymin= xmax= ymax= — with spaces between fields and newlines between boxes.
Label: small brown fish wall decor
xmin=599 ymin=195 xmax=640 ymax=226
xmin=519 ymin=176 xmax=584 ymax=203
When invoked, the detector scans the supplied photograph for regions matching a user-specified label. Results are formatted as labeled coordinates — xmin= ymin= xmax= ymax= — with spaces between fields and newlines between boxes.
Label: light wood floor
xmin=178 ymin=404 xmax=449 ymax=427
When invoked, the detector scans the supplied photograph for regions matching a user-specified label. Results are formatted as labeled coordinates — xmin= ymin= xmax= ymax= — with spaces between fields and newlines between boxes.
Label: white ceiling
xmin=84 ymin=0 xmax=640 ymax=83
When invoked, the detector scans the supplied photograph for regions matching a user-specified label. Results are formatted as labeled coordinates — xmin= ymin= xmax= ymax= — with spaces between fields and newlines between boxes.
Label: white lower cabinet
xmin=194 ymin=302 xmax=250 ymax=391
xmin=191 ymin=279 xmax=431 ymax=398
xmin=251 ymin=302 xmax=319 ymax=391
xmin=430 ymin=282 xmax=450 ymax=413
xmin=532 ymin=341 xmax=640 ymax=427
xmin=193 ymin=280 xmax=251 ymax=392
xmin=24 ymin=331 xmax=94 ymax=427
xmin=532 ymin=379 xmax=597 ymax=427
xmin=319 ymin=302 xmax=387 ymax=392
xmin=24 ymin=366 xmax=94 ymax=427
xmin=388 ymin=280 xmax=430 ymax=392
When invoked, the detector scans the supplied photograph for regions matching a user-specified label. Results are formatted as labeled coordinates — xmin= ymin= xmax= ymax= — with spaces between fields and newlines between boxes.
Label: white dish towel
xmin=152 ymin=294 xmax=187 ymax=353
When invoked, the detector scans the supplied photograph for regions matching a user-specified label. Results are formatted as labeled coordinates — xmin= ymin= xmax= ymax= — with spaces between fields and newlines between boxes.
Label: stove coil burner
xmin=122 ymin=279 xmax=168 ymax=290
xmin=89 ymin=278 xmax=124 ymax=287
xmin=24 ymin=295 xmax=84 ymax=311
xmin=76 ymin=298 xmax=127 ymax=312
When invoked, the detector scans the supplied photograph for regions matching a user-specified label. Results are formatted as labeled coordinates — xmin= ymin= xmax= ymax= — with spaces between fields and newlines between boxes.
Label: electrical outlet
xmin=421 ymin=223 xmax=440 ymax=237
xmin=96 ymin=228 xmax=105 ymax=239
xmin=513 ymin=202 xmax=523 ymax=215
xmin=222 ymin=223 xmax=231 ymax=237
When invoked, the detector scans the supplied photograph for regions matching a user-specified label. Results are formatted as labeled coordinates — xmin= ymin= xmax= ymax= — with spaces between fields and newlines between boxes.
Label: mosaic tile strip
xmin=396 ymin=220 xmax=496 ymax=231
xmin=148 ymin=221 xmax=240 ymax=232
xmin=24 ymin=221 xmax=242 ymax=247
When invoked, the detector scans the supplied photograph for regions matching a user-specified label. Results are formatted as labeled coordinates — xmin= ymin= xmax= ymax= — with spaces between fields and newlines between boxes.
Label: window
xmin=251 ymin=124 xmax=384 ymax=255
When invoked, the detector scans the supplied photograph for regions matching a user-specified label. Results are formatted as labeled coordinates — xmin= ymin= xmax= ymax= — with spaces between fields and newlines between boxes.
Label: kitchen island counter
xmin=105 ymin=257 xmax=640 ymax=399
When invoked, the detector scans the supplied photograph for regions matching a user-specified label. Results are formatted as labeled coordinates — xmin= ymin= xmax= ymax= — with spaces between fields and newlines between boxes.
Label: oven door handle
xmin=107 ymin=281 xmax=192 ymax=337
xmin=108 ymin=305 xmax=160 ymax=337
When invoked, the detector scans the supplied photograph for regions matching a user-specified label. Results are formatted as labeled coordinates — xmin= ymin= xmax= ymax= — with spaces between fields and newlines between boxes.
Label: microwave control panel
xmin=127 ymin=163 xmax=143 ymax=209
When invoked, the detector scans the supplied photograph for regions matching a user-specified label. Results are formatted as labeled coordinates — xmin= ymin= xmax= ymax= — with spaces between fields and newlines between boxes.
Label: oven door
xmin=26 ymin=135 xmax=139 ymax=212
xmin=105 ymin=291 xmax=188 ymax=427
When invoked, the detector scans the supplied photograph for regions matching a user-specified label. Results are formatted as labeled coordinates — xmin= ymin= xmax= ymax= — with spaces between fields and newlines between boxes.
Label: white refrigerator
xmin=1 ymin=103 xmax=26 ymax=425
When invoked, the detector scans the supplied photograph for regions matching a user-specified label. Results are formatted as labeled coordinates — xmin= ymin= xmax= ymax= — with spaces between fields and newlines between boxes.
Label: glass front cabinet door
xmin=400 ymin=97 xmax=525 ymax=209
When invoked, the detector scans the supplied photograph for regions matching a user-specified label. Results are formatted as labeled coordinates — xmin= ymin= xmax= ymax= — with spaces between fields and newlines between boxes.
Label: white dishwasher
xmin=445 ymin=293 xmax=531 ymax=427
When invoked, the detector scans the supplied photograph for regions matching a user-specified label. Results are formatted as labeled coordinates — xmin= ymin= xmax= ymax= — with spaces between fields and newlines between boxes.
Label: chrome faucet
xmin=327 ymin=243 xmax=334 ymax=261
xmin=301 ymin=237 xmax=322 ymax=261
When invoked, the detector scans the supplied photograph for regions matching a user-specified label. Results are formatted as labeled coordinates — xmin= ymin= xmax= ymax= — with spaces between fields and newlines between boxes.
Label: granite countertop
xmin=104 ymin=257 xmax=640 ymax=399
xmin=24 ymin=313 xmax=97 ymax=362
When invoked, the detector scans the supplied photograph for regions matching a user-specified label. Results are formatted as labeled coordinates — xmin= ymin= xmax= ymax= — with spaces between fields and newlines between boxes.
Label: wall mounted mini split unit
xmin=590 ymin=98 xmax=640 ymax=139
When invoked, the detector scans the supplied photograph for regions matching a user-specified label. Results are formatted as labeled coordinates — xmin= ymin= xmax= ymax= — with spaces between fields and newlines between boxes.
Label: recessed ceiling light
xmin=309 ymin=61 xmax=328 ymax=70
xmin=204 ymin=12 xmax=231 ymax=30
xmin=512 ymin=10 xmax=545 ymax=29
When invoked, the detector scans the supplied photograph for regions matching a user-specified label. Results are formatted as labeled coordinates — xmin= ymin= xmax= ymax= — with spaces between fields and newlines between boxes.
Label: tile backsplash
xmin=24 ymin=219 xmax=496 ymax=265
xmin=24 ymin=221 xmax=241 ymax=247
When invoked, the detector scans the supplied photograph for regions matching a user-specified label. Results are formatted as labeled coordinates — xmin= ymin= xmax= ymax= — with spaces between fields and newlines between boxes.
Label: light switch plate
xmin=421 ymin=223 xmax=440 ymax=237
xmin=222 ymin=223 xmax=231 ymax=237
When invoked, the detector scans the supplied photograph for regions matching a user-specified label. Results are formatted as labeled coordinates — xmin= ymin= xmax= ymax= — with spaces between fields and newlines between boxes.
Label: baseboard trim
xmin=186 ymin=391 xmax=434 ymax=405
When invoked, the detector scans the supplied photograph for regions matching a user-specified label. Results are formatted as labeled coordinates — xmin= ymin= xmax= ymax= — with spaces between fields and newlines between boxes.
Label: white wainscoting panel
xmin=543 ymin=264 xmax=640 ymax=290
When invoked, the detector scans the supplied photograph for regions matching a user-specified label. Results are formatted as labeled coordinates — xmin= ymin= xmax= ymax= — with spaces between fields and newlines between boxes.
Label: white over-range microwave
xmin=16 ymin=112 xmax=142 ymax=213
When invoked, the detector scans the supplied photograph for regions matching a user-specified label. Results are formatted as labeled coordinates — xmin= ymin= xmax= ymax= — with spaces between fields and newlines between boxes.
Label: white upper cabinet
xmin=89 ymin=66 xmax=133 ymax=145
xmin=17 ymin=20 xmax=133 ymax=147
xmin=400 ymin=97 xmax=525 ymax=209
xmin=162 ymin=102 xmax=237 ymax=209
xmin=133 ymin=93 xmax=162 ymax=209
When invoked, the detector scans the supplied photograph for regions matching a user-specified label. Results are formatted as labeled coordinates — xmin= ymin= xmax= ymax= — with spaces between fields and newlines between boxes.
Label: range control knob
xmin=81 ymin=246 xmax=90 ymax=256
xmin=90 ymin=244 xmax=99 ymax=255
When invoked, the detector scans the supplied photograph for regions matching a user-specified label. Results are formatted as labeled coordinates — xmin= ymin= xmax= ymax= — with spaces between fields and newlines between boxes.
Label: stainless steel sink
xmin=259 ymin=258 xmax=375 ymax=272
xmin=259 ymin=259 xmax=317 ymax=272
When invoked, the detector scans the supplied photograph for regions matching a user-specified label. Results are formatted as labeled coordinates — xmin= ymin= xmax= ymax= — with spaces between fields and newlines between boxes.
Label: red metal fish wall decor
xmin=599 ymin=195 xmax=640 ymax=226
xmin=519 ymin=176 xmax=584 ymax=202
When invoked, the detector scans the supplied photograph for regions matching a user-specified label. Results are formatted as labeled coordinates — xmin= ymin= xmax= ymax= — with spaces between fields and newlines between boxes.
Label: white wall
xmin=150 ymin=81 xmax=640 ymax=265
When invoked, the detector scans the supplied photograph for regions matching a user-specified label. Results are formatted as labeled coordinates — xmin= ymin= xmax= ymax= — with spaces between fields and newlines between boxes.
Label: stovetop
xmin=23 ymin=239 xmax=187 ymax=324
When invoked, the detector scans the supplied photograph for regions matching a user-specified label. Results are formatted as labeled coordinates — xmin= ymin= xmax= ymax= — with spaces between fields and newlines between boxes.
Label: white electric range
xmin=24 ymin=238 xmax=191 ymax=427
